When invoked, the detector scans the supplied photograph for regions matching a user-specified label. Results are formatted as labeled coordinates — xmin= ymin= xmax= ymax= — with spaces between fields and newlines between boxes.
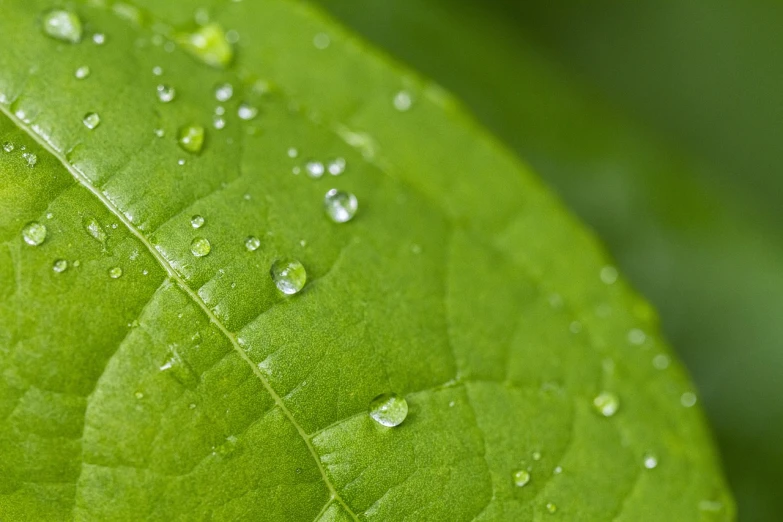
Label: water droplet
xmin=52 ymin=259 xmax=68 ymax=273
xmin=546 ymin=502 xmax=557 ymax=514
xmin=393 ymin=90 xmax=413 ymax=112
xmin=652 ymin=354 xmax=670 ymax=370
xmin=41 ymin=10 xmax=83 ymax=43
xmin=643 ymin=452 xmax=658 ymax=469
xmin=593 ymin=391 xmax=620 ymax=417
xmin=22 ymin=152 xmax=37 ymax=168
xmin=244 ymin=236 xmax=260 ymax=252
xmin=190 ymin=215 xmax=205 ymax=229
xmin=287 ymin=147 xmax=299 ymax=158
xmin=237 ymin=102 xmax=258 ymax=120
xmin=83 ymin=112 xmax=101 ymax=130
xmin=681 ymin=392 xmax=697 ymax=408
xmin=134 ymin=391 xmax=144 ymax=399
xmin=156 ymin=84 xmax=176 ymax=103
xmin=305 ymin=161 xmax=324 ymax=179
xmin=3 ymin=142 xmax=14 ymax=153
xmin=154 ymin=128 xmax=165 ymax=138
xmin=532 ymin=451 xmax=542 ymax=461
xmin=327 ymin=157 xmax=346 ymax=176
xmin=74 ymin=65 xmax=90 ymax=79
xmin=190 ymin=237 xmax=211 ymax=257
xmin=83 ymin=216 xmax=107 ymax=247
xmin=22 ymin=222 xmax=47 ymax=246
xmin=92 ymin=33 xmax=106 ymax=45
xmin=292 ymin=166 xmax=301 ymax=175
xmin=213 ymin=115 xmax=226 ymax=129
xmin=313 ymin=32 xmax=331 ymax=49
xmin=324 ymin=189 xmax=358 ymax=223
xmin=270 ymin=259 xmax=307 ymax=295
xmin=368 ymin=393 xmax=408 ymax=427
xmin=553 ymin=466 xmax=563 ymax=475
xmin=513 ymin=469 xmax=531 ymax=487
xmin=73 ymin=260 xmax=80 ymax=267
xmin=178 ymin=125 xmax=205 ymax=154
xmin=178 ymin=23 xmax=233 ymax=68
xmin=152 ymin=66 xmax=163 ymax=76
xmin=108 ymin=266 xmax=123 ymax=279
xmin=178 ymin=158 xmax=186 ymax=166
xmin=628 ymin=328 xmax=647 ymax=345
xmin=214 ymin=83 xmax=233 ymax=102
xmin=600 ymin=265 xmax=619 ymax=285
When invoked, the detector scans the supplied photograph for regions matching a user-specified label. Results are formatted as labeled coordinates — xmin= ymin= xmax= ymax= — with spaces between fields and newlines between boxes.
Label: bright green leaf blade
xmin=0 ymin=0 xmax=732 ymax=520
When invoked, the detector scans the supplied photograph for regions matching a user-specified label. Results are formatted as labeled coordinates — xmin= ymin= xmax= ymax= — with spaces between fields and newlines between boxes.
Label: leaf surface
xmin=0 ymin=0 xmax=732 ymax=520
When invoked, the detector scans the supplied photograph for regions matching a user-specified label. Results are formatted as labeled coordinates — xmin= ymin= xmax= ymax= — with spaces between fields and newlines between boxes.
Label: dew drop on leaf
xmin=156 ymin=84 xmax=176 ymax=103
xmin=190 ymin=237 xmax=211 ymax=257
xmin=2 ymin=141 xmax=14 ymax=153
xmin=82 ymin=112 xmax=101 ymax=130
xmin=92 ymin=33 xmax=105 ymax=45
xmin=513 ymin=469 xmax=531 ymax=487
xmin=152 ymin=66 xmax=163 ymax=76
xmin=393 ymin=90 xmax=413 ymax=112
xmin=237 ymin=102 xmax=258 ymax=120
xmin=213 ymin=115 xmax=226 ymax=130
xmin=628 ymin=328 xmax=647 ymax=345
xmin=653 ymin=354 xmax=671 ymax=370
xmin=324 ymin=189 xmax=358 ymax=223
xmin=287 ymin=147 xmax=299 ymax=159
xmin=244 ymin=236 xmax=260 ymax=252
xmin=270 ymin=259 xmax=307 ymax=295
xmin=214 ymin=83 xmax=233 ymax=102
xmin=41 ymin=9 xmax=83 ymax=43
xmin=681 ymin=392 xmax=697 ymax=408
xmin=305 ymin=161 xmax=325 ymax=179
xmin=83 ymin=216 xmax=107 ymax=247
xmin=22 ymin=152 xmax=37 ymax=168
xmin=593 ymin=391 xmax=620 ymax=417
xmin=22 ymin=221 xmax=47 ymax=246
xmin=600 ymin=265 xmax=619 ymax=285
xmin=327 ymin=157 xmax=346 ymax=176
xmin=108 ymin=266 xmax=123 ymax=279
xmin=546 ymin=502 xmax=558 ymax=514
xmin=178 ymin=125 xmax=205 ymax=154
xmin=553 ymin=466 xmax=563 ymax=475
xmin=52 ymin=259 xmax=68 ymax=273
xmin=643 ymin=452 xmax=658 ymax=469
xmin=177 ymin=23 xmax=233 ymax=68
xmin=74 ymin=65 xmax=90 ymax=79
xmin=190 ymin=215 xmax=205 ymax=229
xmin=368 ymin=392 xmax=408 ymax=427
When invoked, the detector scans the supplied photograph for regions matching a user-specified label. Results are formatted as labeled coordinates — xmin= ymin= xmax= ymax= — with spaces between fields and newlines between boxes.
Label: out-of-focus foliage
xmin=314 ymin=0 xmax=783 ymax=520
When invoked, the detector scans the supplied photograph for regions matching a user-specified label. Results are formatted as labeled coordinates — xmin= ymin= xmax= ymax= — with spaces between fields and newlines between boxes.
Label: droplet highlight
xmin=270 ymin=259 xmax=307 ymax=295
xmin=324 ymin=189 xmax=358 ymax=223
xmin=643 ymin=452 xmax=658 ymax=469
xmin=190 ymin=237 xmax=211 ymax=257
xmin=368 ymin=393 xmax=408 ymax=427
xmin=74 ymin=65 xmax=91 ymax=79
xmin=41 ymin=9 xmax=83 ymax=43
xmin=393 ymin=90 xmax=413 ymax=112
xmin=156 ymin=84 xmax=176 ymax=103
xmin=237 ymin=102 xmax=258 ymax=120
xmin=593 ymin=391 xmax=620 ymax=417
xmin=214 ymin=83 xmax=233 ymax=102
xmin=327 ymin=157 xmax=346 ymax=176
xmin=178 ymin=125 xmax=205 ymax=154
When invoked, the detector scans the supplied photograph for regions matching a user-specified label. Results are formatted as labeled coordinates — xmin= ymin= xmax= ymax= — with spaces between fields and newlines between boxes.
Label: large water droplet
xmin=190 ymin=215 xmax=205 ymax=229
xmin=83 ymin=112 xmax=101 ymax=130
xmin=270 ymin=259 xmax=306 ymax=295
xmin=244 ymin=236 xmax=261 ymax=252
xmin=215 ymin=83 xmax=233 ymax=102
xmin=513 ymin=470 xmax=531 ymax=487
xmin=22 ymin=222 xmax=47 ymax=246
xmin=178 ymin=23 xmax=233 ymax=68
xmin=41 ymin=9 xmax=83 ymax=43
xmin=190 ymin=237 xmax=211 ymax=257
xmin=156 ymin=84 xmax=176 ymax=103
xmin=52 ymin=259 xmax=68 ymax=273
xmin=74 ymin=65 xmax=91 ymax=79
xmin=593 ymin=391 xmax=620 ymax=417
xmin=108 ymin=266 xmax=123 ymax=279
xmin=324 ymin=189 xmax=358 ymax=223
xmin=327 ymin=157 xmax=346 ymax=176
xmin=178 ymin=125 xmax=205 ymax=154
xmin=237 ymin=102 xmax=258 ymax=120
xmin=643 ymin=452 xmax=658 ymax=469
xmin=368 ymin=393 xmax=408 ymax=427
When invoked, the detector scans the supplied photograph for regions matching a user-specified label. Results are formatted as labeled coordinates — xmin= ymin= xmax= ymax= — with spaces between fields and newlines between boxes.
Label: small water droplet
xmin=237 ymin=102 xmax=258 ymax=120
xmin=22 ymin=152 xmax=37 ymax=168
xmin=593 ymin=391 xmax=620 ymax=417
xmin=680 ymin=392 xmax=697 ymax=408
xmin=189 ymin=403 xmax=197 ymax=409
xmin=368 ymin=393 xmax=408 ymax=427
xmin=108 ymin=266 xmax=123 ymax=279
xmin=643 ymin=452 xmax=658 ymax=469
xmin=178 ymin=125 xmax=205 ymax=154
xmin=628 ymin=328 xmax=647 ymax=346
xmin=313 ymin=32 xmax=331 ymax=49
xmin=532 ymin=451 xmax=542 ymax=461
xmin=52 ymin=259 xmax=68 ymax=273
xmin=600 ymin=265 xmax=619 ymax=285
xmin=212 ymin=115 xmax=226 ymax=129
xmin=553 ymin=466 xmax=563 ymax=475
xmin=83 ymin=216 xmax=107 ymax=247
xmin=245 ymin=236 xmax=260 ymax=252
xmin=214 ymin=83 xmax=233 ymax=102
xmin=270 ymin=258 xmax=307 ymax=295
xmin=513 ymin=469 xmax=531 ymax=487
xmin=287 ymin=147 xmax=299 ymax=158
xmin=46 ymin=213 xmax=53 ymax=219
xmin=152 ymin=66 xmax=163 ymax=76
xmin=393 ymin=90 xmax=413 ymax=112
xmin=190 ymin=215 xmax=205 ymax=229
xmin=652 ymin=354 xmax=670 ymax=370
xmin=83 ymin=112 xmax=101 ymax=130
xmin=305 ymin=161 xmax=324 ymax=179
xmin=178 ymin=23 xmax=233 ymax=68
xmin=327 ymin=157 xmax=346 ymax=175
xmin=292 ymin=166 xmax=301 ymax=175
xmin=324 ymin=189 xmax=358 ymax=223
xmin=74 ymin=65 xmax=91 ymax=79
xmin=22 ymin=222 xmax=47 ymax=246
xmin=134 ymin=391 xmax=144 ymax=399
xmin=154 ymin=128 xmax=165 ymax=138
xmin=92 ymin=33 xmax=106 ymax=45
xmin=3 ymin=142 xmax=14 ymax=153
xmin=42 ymin=9 xmax=83 ymax=43
xmin=156 ymin=84 xmax=176 ymax=103
xmin=546 ymin=502 xmax=557 ymax=514
xmin=190 ymin=237 xmax=211 ymax=257
xmin=178 ymin=158 xmax=186 ymax=166
xmin=73 ymin=260 xmax=80 ymax=267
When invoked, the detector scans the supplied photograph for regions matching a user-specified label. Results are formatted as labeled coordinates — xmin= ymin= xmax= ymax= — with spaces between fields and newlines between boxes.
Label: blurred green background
xmin=312 ymin=1 xmax=783 ymax=520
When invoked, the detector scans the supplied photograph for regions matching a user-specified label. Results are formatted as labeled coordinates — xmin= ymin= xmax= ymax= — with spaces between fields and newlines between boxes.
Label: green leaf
xmin=0 ymin=0 xmax=732 ymax=520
